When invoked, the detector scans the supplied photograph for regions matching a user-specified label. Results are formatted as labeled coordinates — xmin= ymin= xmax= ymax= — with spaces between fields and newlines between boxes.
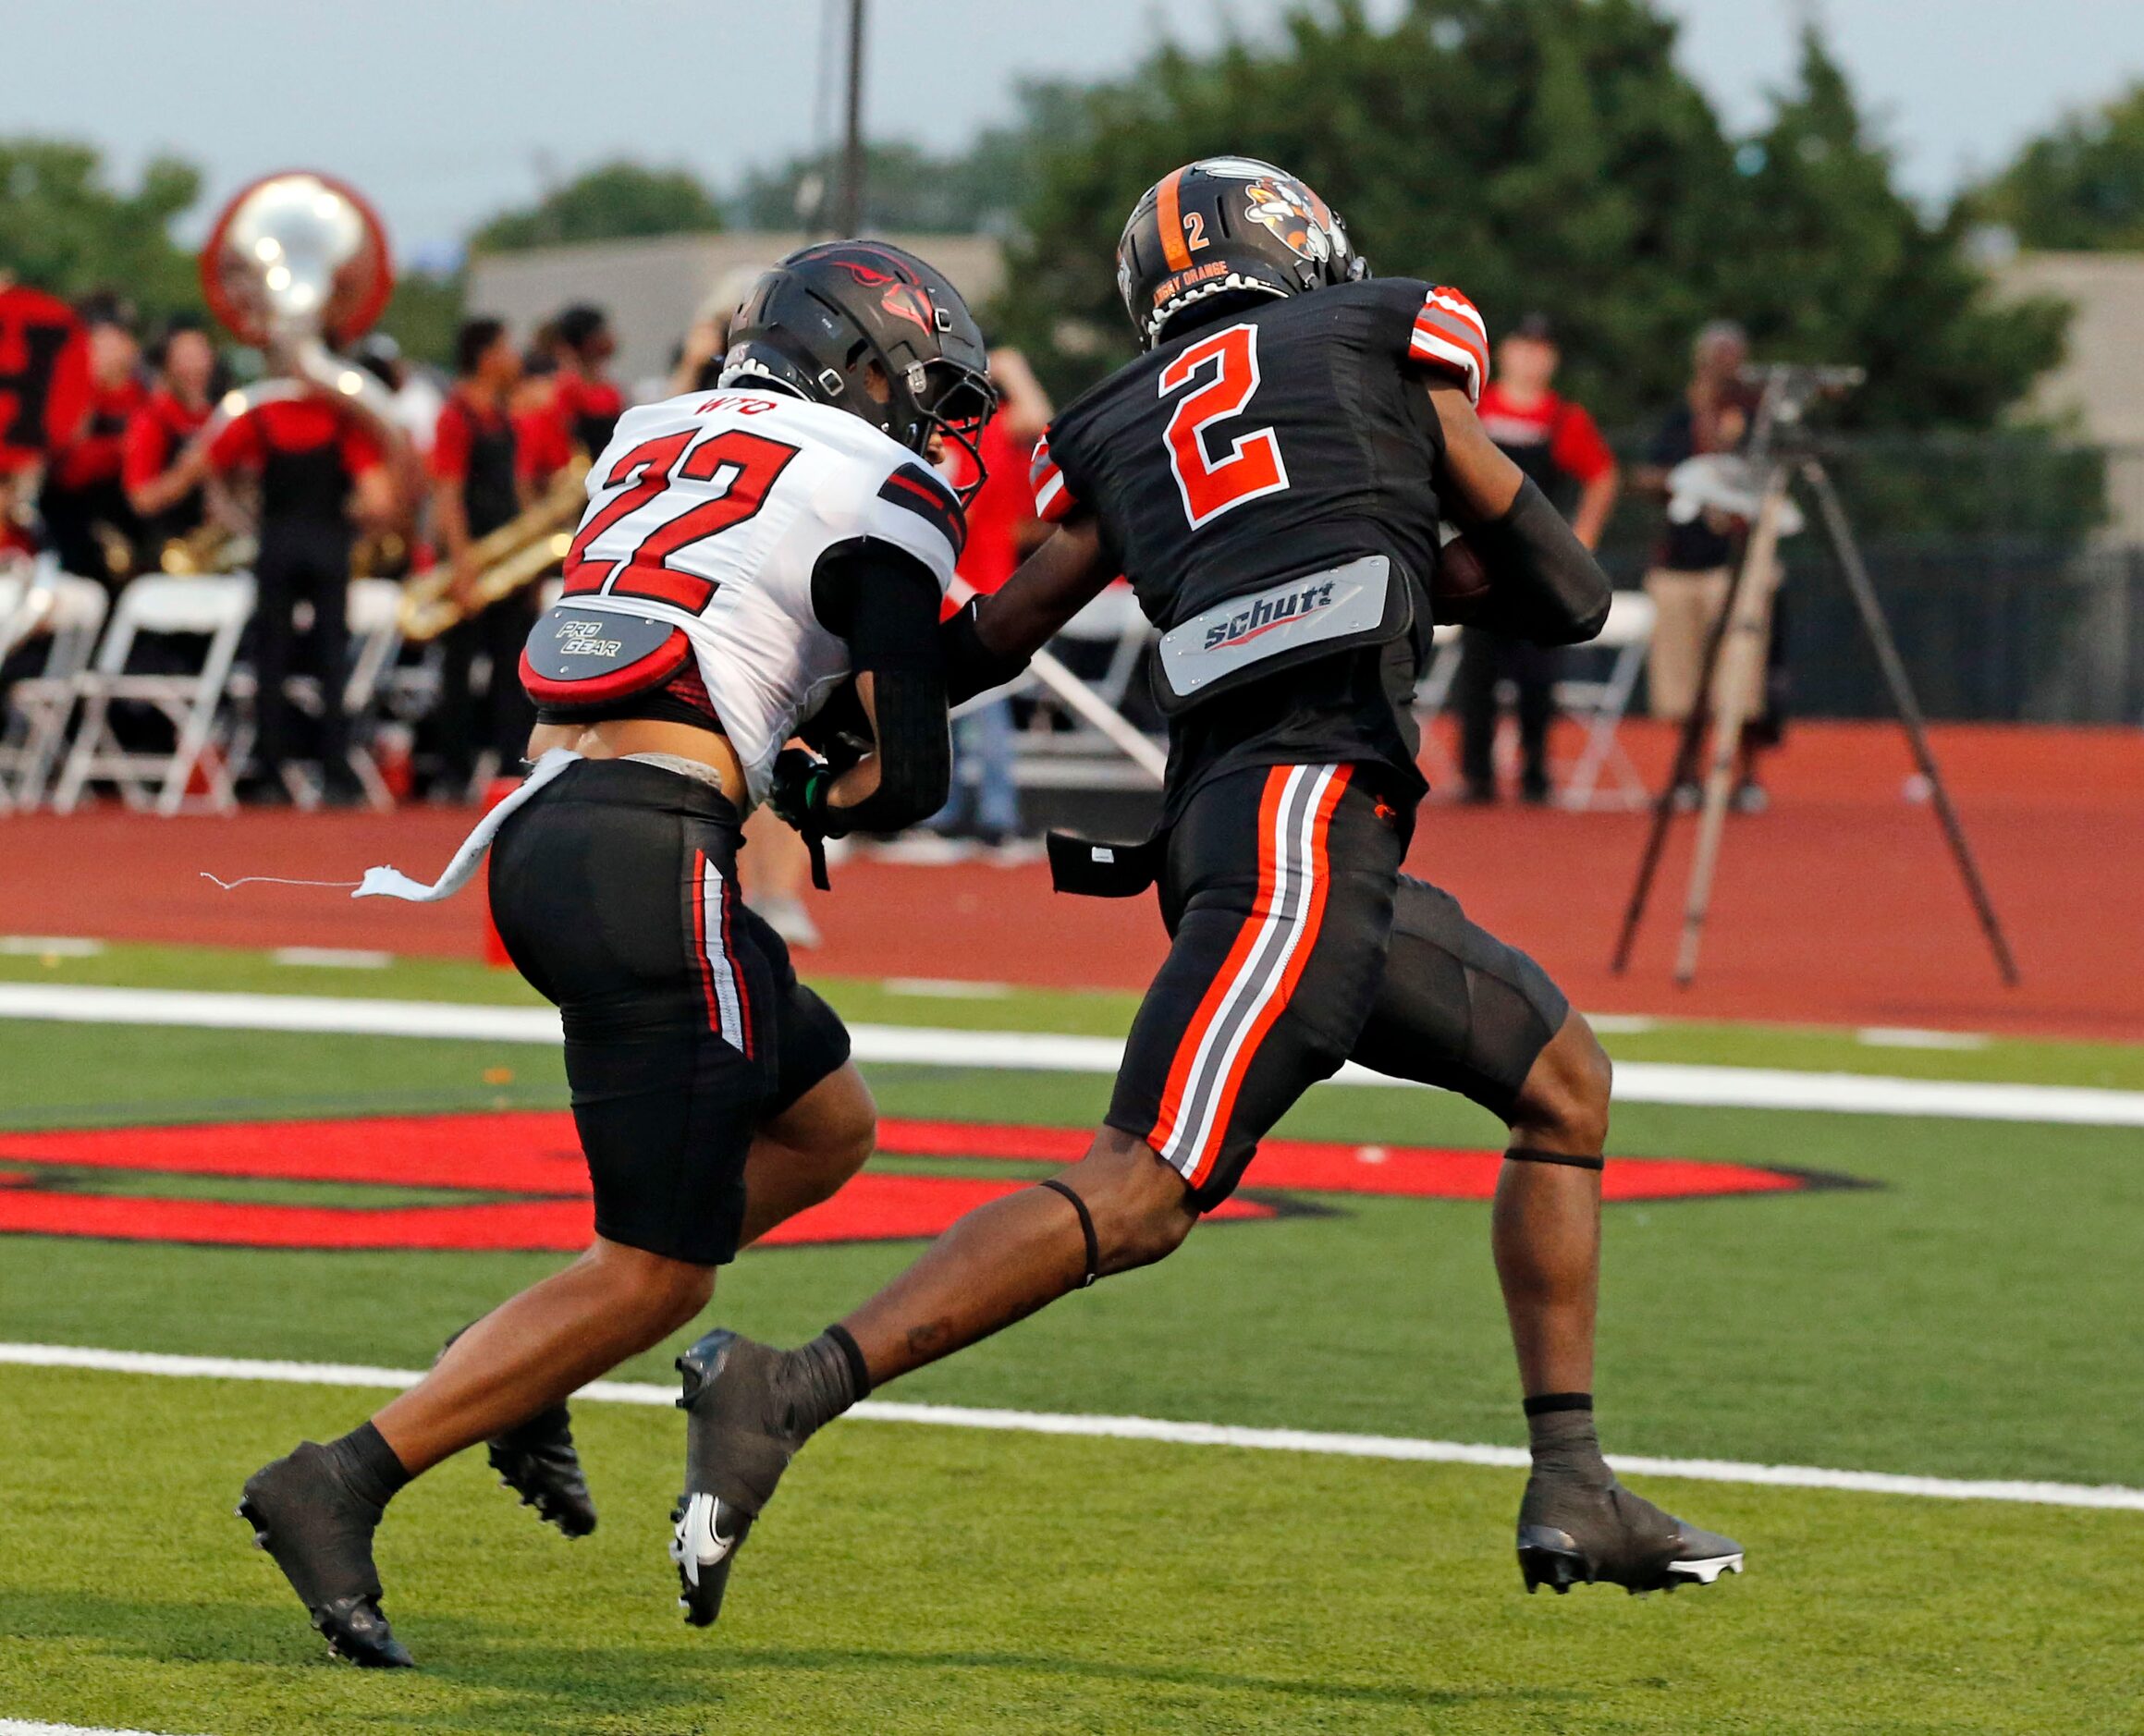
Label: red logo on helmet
xmin=880 ymin=284 xmax=935 ymax=332
xmin=834 ymin=261 xmax=897 ymax=287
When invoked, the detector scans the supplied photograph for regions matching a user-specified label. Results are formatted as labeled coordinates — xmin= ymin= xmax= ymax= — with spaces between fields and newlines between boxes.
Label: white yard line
xmin=1 ymin=981 xmax=2140 ymax=1126
xmin=0 ymin=1723 xmax=185 ymax=1736
xmin=0 ymin=936 xmax=104 ymax=958
xmin=1857 ymin=1026 xmax=1991 ymax=1051
xmin=269 ymin=947 xmax=394 ymax=970
xmin=4 ymin=1341 xmax=2140 ymax=1514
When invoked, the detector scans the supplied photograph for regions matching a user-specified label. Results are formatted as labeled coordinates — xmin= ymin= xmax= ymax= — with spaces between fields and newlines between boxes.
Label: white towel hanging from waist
xmin=354 ymin=749 xmax=582 ymax=903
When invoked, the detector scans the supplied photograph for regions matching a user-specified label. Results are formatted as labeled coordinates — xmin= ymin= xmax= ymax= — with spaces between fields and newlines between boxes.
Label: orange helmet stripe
xmin=1157 ymin=168 xmax=1193 ymax=273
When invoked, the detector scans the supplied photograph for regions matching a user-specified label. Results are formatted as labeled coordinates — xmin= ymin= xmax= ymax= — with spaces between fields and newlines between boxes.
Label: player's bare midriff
xmin=525 ymin=716 xmax=748 ymax=807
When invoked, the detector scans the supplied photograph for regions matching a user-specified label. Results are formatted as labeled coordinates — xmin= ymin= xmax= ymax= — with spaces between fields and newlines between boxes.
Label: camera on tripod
xmin=1738 ymin=362 xmax=1866 ymax=449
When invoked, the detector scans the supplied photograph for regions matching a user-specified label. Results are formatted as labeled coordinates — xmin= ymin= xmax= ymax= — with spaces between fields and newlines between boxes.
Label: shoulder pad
xmin=875 ymin=459 xmax=967 ymax=558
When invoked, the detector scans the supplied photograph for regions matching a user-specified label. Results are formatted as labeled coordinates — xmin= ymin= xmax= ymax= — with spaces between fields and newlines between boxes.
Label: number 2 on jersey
xmin=561 ymin=427 xmax=800 ymax=607
xmin=1158 ymin=323 xmax=1289 ymax=530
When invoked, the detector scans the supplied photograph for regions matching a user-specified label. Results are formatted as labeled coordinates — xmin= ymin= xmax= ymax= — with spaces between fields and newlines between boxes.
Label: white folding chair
xmin=50 ymin=574 xmax=256 ymax=815
xmin=337 ymin=577 xmax=405 ymax=810
xmin=1 ymin=566 xmax=113 ymax=808
xmin=1553 ymin=590 xmax=1656 ymax=810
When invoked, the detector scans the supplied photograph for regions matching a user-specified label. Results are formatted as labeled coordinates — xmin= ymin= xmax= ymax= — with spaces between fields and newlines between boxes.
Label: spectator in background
xmin=40 ymin=293 xmax=145 ymax=581
xmin=1636 ymin=319 xmax=1778 ymax=810
xmin=925 ymin=346 xmax=1053 ymax=850
xmin=511 ymin=345 xmax=573 ymax=483
xmin=122 ymin=316 xmax=220 ymax=560
xmin=548 ymin=304 xmax=623 ymax=453
xmin=425 ymin=316 xmax=534 ymax=798
xmin=357 ymin=332 xmax=446 ymax=461
xmin=169 ymin=376 xmax=399 ymax=804
xmin=1452 ymin=313 xmax=1618 ymax=803
xmin=668 ymin=266 xmax=769 ymax=397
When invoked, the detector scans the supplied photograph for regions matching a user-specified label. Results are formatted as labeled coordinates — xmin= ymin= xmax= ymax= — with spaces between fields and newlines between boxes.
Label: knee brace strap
xmin=1039 ymin=1179 xmax=1100 ymax=1289
xmin=1506 ymin=1145 xmax=1604 ymax=1172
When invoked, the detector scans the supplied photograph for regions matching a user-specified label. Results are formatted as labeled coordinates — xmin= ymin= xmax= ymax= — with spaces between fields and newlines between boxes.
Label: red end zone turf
xmin=0 ymin=1113 xmax=1828 ymax=1252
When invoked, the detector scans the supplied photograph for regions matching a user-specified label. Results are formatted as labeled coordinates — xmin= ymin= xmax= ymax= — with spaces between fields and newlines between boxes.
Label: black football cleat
xmin=1516 ymin=1469 xmax=1744 ymax=1595
xmin=671 ymin=1330 xmax=813 ymax=1628
xmin=487 ymin=1404 xmax=597 ymax=1538
xmin=437 ymin=1326 xmax=597 ymax=1538
xmin=238 ymin=1443 xmax=414 ymax=1668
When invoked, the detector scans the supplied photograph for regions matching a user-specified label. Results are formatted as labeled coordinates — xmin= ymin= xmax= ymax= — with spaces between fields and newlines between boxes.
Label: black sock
xmin=777 ymin=1326 xmax=869 ymax=1438
xmin=325 ymin=1421 xmax=412 ymax=1510
xmin=1524 ymin=1393 xmax=1611 ymax=1485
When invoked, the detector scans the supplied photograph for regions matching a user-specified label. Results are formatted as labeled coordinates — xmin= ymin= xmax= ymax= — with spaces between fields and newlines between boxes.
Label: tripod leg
xmin=1610 ymin=564 xmax=1751 ymax=973
xmin=1802 ymin=460 xmax=2020 ymax=986
xmin=1674 ymin=473 xmax=1792 ymax=985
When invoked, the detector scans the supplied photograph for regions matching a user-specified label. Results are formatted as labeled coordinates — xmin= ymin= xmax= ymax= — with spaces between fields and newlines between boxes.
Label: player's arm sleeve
xmin=807 ymin=539 xmax=950 ymax=836
xmin=1403 ymin=284 xmax=1489 ymax=406
xmin=1466 ymin=478 xmax=1613 ymax=646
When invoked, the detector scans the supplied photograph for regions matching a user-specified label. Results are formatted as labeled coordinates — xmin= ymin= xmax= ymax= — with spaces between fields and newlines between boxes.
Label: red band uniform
xmin=429 ymin=385 xmax=540 ymax=787
xmin=1452 ymin=377 xmax=1614 ymax=801
xmin=122 ymin=385 xmax=213 ymax=555
xmin=207 ymin=397 xmax=383 ymax=791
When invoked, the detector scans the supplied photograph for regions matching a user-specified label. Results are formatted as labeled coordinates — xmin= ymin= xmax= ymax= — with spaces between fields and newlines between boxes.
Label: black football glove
xmin=766 ymin=748 xmax=836 ymax=891
xmin=767 ymin=748 xmax=833 ymax=836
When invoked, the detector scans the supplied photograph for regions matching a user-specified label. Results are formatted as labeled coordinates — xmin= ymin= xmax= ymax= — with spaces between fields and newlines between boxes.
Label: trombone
xmin=396 ymin=453 xmax=590 ymax=643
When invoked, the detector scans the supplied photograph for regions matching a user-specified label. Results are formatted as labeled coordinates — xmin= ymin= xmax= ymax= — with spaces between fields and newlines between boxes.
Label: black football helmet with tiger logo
xmin=1115 ymin=157 xmax=1368 ymax=349
xmin=721 ymin=240 xmax=998 ymax=483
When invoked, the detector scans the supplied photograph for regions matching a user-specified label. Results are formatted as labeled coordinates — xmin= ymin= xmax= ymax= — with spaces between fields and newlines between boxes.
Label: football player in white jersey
xmin=238 ymin=243 xmax=997 ymax=1668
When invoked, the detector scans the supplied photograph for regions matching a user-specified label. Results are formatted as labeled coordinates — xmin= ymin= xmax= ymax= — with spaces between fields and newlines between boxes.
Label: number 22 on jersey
xmin=1158 ymin=323 xmax=1290 ymax=531
xmin=561 ymin=426 xmax=800 ymax=609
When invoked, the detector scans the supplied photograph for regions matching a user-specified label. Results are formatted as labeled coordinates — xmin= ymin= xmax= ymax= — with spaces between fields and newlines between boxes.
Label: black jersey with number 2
xmin=1032 ymin=276 xmax=1489 ymax=820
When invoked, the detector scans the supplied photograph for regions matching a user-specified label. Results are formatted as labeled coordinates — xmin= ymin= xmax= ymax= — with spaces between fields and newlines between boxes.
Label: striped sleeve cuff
xmin=1409 ymin=287 xmax=1489 ymax=405
xmin=1031 ymin=432 xmax=1078 ymax=524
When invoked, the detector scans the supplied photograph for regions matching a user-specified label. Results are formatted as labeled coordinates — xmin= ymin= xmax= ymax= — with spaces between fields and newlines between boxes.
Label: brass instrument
xmin=198 ymin=171 xmax=404 ymax=458
xmin=396 ymin=453 xmax=591 ymax=642
xmin=159 ymin=521 xmax=257 ymax=577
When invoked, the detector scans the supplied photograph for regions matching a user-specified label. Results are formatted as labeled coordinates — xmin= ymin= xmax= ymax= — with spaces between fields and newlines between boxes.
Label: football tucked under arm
xmin=1431 ymin=523 xmax=1497 ymax=623
xmin=1426 ymin=385 xmax=1611 ymax=644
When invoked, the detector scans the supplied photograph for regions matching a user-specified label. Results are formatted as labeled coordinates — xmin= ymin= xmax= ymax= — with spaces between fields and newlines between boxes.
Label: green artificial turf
xmin=0 ymin=973 xmax=2140 ymax=1733
xmin=1 ymin=1364 xmax=2138 ymax=1735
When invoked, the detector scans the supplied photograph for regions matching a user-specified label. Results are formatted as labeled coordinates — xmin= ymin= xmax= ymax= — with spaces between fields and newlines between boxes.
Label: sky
xmin=13 ymin=0 xmax=2144 ymax=262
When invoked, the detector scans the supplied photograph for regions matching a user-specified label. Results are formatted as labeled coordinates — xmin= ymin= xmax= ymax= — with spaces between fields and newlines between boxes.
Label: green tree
xmin=375 ymin=268 xmax=465 ymax=370
xmin=0 ymin=138 xmax=202 ymax=319
xmin=735 ymin=89 xmax=1079 ymax=236
xmin=1971 ymin=80 xmax=2144 ymax=250
xmin=1722 ymin=29 xmax=2066 ymax=432
xmin=472 ymin=161 xmax=723 ymax=252
xmin=990 ymin=0 xmax=2064 ymax=442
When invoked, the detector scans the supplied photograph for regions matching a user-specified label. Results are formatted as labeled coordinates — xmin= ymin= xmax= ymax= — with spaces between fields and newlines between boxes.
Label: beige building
xmin=465 ymin=231 xmax=1008 ymax=395
xmin=1997 ymin=250 xmax=2144 ymax=540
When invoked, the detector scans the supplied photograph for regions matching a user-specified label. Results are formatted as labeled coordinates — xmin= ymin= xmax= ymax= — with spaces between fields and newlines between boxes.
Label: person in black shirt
xmin=426 ymin=317 xmax=536 ymax=795
xmin=1452 ymin=313 xmax=1620 ymax=802
xmin=173 ymin=384 xmax=398 ymax=803
xmin=1636 ymin=320 xmax=1781 ymax=808
xmin=681 ymin=159 xmax=1741 ymax=1615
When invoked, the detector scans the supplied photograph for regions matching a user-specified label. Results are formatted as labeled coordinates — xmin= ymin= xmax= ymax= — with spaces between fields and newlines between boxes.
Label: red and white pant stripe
xmin=692 ymin=849 xmax=753 ymax=1056
xmin=1147 ymin=763 xmax=1351 ymax=1188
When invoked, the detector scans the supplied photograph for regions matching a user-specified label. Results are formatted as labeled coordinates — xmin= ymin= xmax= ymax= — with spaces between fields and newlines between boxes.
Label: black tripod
xmin=1611 ymin=367 xmax=2019 ymax=987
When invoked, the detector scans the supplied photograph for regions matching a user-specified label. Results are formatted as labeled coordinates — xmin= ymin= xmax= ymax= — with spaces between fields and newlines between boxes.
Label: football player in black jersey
xmin=677 ymin=159 xmax=1741 ymax=1620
